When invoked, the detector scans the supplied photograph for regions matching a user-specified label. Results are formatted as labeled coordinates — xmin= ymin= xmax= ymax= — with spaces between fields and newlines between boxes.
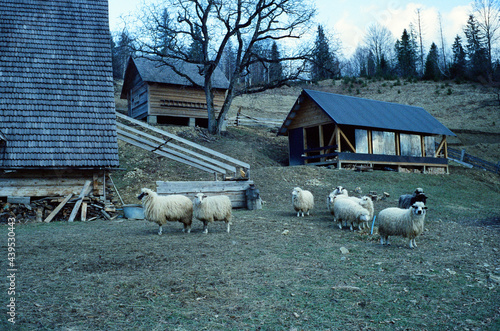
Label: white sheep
xmin=378 ymin=201 xmax=427 ymax=249
xmin=138 ymin=188 xmax=193 ymax=235
xmin=292 ymin=187 xmax=314 ymax=217
xmin=193 ymin=193 xmax=232 ymax=234
xmin=333 ymin=197 xmax=371 ymax=231
xmin=358 ymin=196 xmax=374 ymax=230
xmin=326 ymin=186 xmax=349 ymax=215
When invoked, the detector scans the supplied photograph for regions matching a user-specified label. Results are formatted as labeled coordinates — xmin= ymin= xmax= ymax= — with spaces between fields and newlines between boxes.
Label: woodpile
xmin=0 ymin=196 xmax=117 ymax=223
xmin=0 ymin=180 xmax=118 ymax=223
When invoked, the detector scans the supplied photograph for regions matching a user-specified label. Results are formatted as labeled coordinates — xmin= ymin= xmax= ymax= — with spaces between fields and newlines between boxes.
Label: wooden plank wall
xmin=156 ymin=180 xmax=254 ymax=208
xmin=148 ymin=84 xmax=226 ymax=118
xmin=0 ymin=170 xmax=107 ymax=197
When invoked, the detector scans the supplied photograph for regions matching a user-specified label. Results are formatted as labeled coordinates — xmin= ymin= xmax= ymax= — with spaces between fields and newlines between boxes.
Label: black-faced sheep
xmin=378 ymin=201 xmax=427 ymax=249
xmin=398 ymin=187 xmax=428 ymax=209
xmin=193 ymin=193 xmax=232 ymax=234
xmin=333 ymin=197 xmax=371 ymax=231
xmin=137 ymin=188 xmax=193 ymax=235
xmin=292 ymin=187 xmax=314 ymax=217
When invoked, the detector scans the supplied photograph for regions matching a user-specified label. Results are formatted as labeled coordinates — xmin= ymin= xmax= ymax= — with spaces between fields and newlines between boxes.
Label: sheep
xmin=292 ymin=187 xmax=314 ymax=217
xmin=333 ymin=197 xmax=371 ymax=231
xmin=137 ymin=188 xmax=193 ymax=235
xmin=358 ymin=196 xmax=374 ymax=230
xmin=378 ymin=201 xmax=427 ymax=249
xmin=398 ymin=187 xmax=428 ymax=209
xmin=326 ymin=186 xmax=349 ymax=216
xmin=193 ymin=193 xmax=232 ymax=234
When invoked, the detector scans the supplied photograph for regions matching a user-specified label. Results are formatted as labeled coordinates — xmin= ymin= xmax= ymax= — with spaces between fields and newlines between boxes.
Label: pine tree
xmin=464 ymin=14 xmax=489 ymax=80
xmin=269 ymin=41 xmax=283 ymax=83
xmin=188 ymin=26 xmax=204 ymax=62
xmin=111 ymin=29 xmax=134 ymax=79
xmin=311 ymin=25 xmax=338 ymax=81
xmin=450 ymin=35 xmax=467 ymax=80
xmin=395 ymin=29 xmax=418 ymax=78
xmin=423 ymin=42 xmax=441 ymax=81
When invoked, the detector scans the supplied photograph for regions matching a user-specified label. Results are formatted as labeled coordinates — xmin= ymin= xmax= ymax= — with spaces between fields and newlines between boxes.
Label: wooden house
xmin=278 ymin=89 xmax=456 ymax=173
xmin=120 ymin=57 xmax=229 ymax=126
xmin=0 ymin=0 xmax=119 ymax=203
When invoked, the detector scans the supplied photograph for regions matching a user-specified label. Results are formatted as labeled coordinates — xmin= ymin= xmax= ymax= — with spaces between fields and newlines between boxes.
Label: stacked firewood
xmin=0 ymin=196 xmax=117 ymax=223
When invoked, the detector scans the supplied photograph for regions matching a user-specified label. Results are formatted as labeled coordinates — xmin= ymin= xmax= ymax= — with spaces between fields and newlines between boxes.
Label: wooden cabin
xmin=120 ymin=57 xmax=229 ymax=127
xmin=278 ymin=89 xmax=456 ymax=173
xmin=0 ymin=0 xmax=119 ymax=203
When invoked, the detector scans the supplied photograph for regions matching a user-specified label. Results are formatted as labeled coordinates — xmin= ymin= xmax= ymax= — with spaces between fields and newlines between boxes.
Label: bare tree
xmin=132 ymin=0 xmax=315 ymax=135
xmin=437 ymin=12 xmax=448 ymax=74
xmin=414 ymin=8 xmax=425 ymax=76
xmin=473 ymin=0 xmax=500 ymax=75
xmin=363 ymin=23 xmax=394 ymax=69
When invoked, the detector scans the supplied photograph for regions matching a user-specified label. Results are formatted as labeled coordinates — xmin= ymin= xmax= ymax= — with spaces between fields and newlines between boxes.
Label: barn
xmin=278 ymin=89 xmax=456 ymax=173
xmin=0 ymin=0 xmax=119 ymax=205
xmin=120 ymin=57 xmax=229 ymax=127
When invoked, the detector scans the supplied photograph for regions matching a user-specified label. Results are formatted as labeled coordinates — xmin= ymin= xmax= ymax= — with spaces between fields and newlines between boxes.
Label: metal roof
xmin=0 ymin=0 xmax=119 ymax=169
xmin=279 ymin=89 xmax=456 ymax=136
xmin=120 ymin=57 xmax=229 ymax=98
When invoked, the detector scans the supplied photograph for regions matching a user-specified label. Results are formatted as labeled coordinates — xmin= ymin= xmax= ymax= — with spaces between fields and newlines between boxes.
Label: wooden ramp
xmin=116 ymin=113 xmax=250 ymax=179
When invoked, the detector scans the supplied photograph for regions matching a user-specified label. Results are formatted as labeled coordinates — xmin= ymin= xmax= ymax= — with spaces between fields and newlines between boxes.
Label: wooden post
xmin=68 ymin=181 xmax=91 ymax=222
xmin=319 ymin=125 xmax=325 ymax=161
xmin=335 ymin=125 xmax=341 ymax=152
xmin=44 ymin=194 xmax=73 ymax=223
xmin=81 ymin=202 xmax=88 ymax=222
xmin=420 ymin=135 xmax=426 ymax=157
xmin=395 ymin=133 xmax=400 ymax=156
xmin=367 ymin=130 xmax=372 ymax=154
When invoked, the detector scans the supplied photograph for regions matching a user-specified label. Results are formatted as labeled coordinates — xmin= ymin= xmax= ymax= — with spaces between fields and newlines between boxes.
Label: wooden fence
xmin=447 ymin=145 xmax=500 ymax=174
xmin=228 ymin=110 xmax=283 ymax=128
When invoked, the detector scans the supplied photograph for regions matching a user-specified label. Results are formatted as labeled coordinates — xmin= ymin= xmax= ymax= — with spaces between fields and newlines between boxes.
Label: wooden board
xmin=44 ymin=194 xmax=73 ymax=223
xmin=156 ymin=180 xmax=254 ymax=208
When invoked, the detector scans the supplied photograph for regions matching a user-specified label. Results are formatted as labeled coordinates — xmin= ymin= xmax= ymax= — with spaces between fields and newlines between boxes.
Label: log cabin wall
xmin=0 ymin=169 xmax=112 ymax=198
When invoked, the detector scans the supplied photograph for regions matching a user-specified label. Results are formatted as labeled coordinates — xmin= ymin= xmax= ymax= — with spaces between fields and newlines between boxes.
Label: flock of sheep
xmin=293 ymin=186 xmax=428 ymax=249
xmin=137 ymin=185 xmax=428 ymax=249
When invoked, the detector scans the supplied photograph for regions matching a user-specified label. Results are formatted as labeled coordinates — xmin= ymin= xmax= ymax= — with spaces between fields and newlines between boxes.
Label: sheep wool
xmin=326 ymin=186 xmax=349 ymax=215
xmin=138 ymin=188 xmax=193 ymax=235
xmin=398 ymin=187 xmax=428 ymax=209
xmin=292 ymin=187 xmax=314 ymax=217
xmin=378 ymin=201 xmax=427 ymax=249
xmin=358 ymin=196 xmax=374 ymax=230
xmin=333 ymin=197 xmax=370 ymax=231
xmin=193 ymin=193 xmax=232 ymax=234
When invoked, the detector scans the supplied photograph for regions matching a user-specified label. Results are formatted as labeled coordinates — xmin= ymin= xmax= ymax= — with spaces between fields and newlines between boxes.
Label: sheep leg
xmin=183 ymin=224 xmax=191 ymax=233
xmin=226 ymin=221 xmax=230 ymax=233
xmin=296 ymin=211 xmax=300 ymax=217
xmin=203 ymin=221 xmax=208 ymax=234
xmin=409 ymin=238 xmax=417 ymax=249
xmin=158 ymin=225 xmax=163 ymax=235
xmin=306 ymin=210 xmax=310 ymax=216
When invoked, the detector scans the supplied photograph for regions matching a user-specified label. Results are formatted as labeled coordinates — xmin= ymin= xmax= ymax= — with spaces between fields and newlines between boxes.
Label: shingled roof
xmin=279 ymin=89 xmax=456 ymax=137
xmin=120 ymin=57 xmax=230 ymax=99
xmin=0 ymin=0 xmax=119 ymax=169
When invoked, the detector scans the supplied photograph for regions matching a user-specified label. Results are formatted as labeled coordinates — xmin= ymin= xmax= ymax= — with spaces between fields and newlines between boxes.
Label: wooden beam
xmin=420 ymin=135 xmax=426 ymax=157
xmin=367 ymin=130 xmax=373 ymax=154
xmin=81 ymin=202 xmax=88 ymax=222
xmin=339 ymin=127 xmax=356 ymax=153
xmin=117 ymin=131 xmax=226 ymax=174
xmin=116 ymin=112 xmax=250 ymax=169
xmin=68 ymin=181 xmax=91 ymax=222
xmin=395 ymin=133 xmax=400 ymax=156
xmin=116 ymin=123 xmax=236 ymax=174
xmin=435 ymin=136 xmax=446 ymax=157
xmin=44 ymin=194 xmax=73 ymax=223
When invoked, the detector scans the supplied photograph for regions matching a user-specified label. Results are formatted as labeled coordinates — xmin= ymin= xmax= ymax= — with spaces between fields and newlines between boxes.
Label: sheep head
xmin=411 ymin=201 xmax=427 ymax=215
xmin=194 ymin=193 xmax=208 ymax=204
xmin=138 ymin=188 xmax=154 ymax=200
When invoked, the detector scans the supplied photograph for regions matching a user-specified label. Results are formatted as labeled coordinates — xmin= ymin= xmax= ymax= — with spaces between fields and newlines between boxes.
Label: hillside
xmin=229 ymin=79 xmax=500 ymax=163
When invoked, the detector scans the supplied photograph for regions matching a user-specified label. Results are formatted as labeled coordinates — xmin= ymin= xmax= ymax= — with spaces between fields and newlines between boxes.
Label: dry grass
xmin=2 ymin=79 xmax=499 ymax=330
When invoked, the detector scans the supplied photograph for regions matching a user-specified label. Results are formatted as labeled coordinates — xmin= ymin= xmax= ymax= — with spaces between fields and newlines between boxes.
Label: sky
xmin=108 ymin=0 xmax=473 ymax=58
